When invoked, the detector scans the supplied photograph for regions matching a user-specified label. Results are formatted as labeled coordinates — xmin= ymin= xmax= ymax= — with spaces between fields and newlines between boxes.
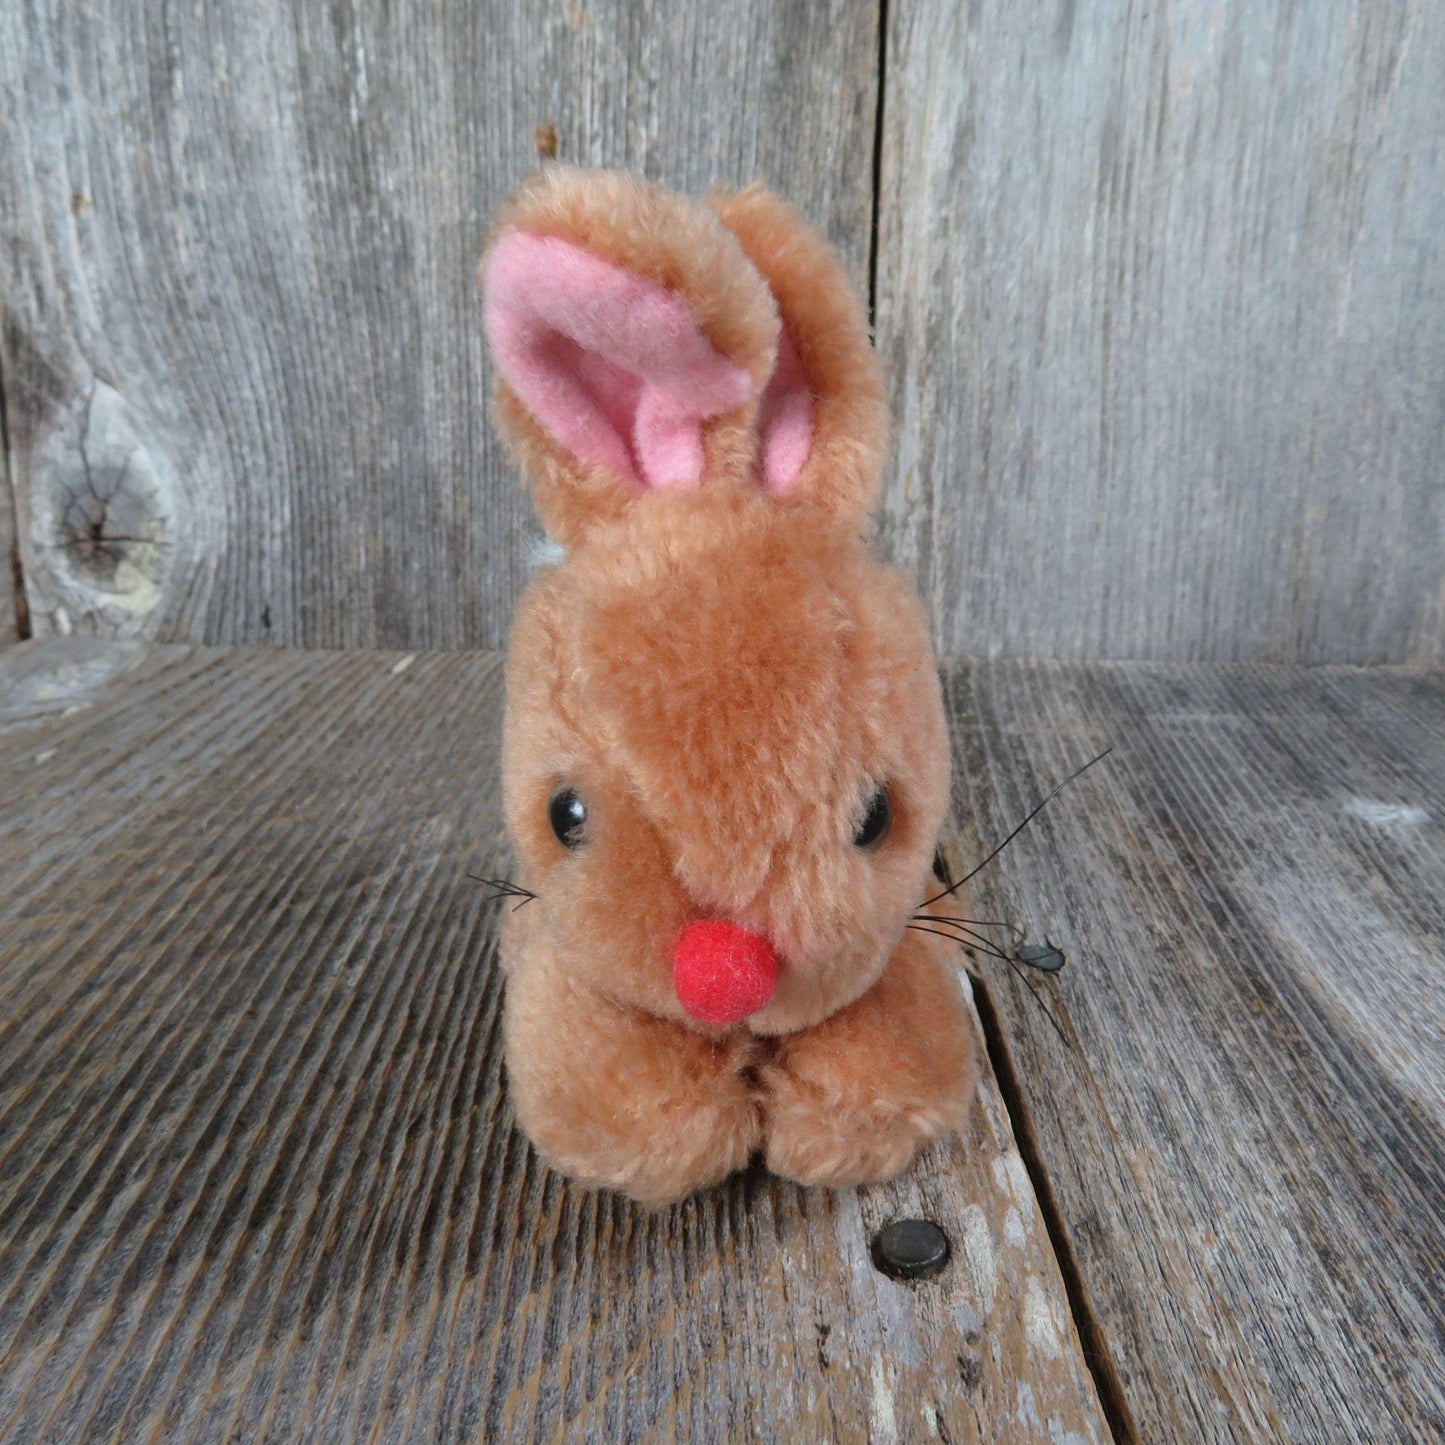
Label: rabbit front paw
xmin=758 ymin=937 xmax=977 ymax=1189
xmin=761 ymin=1072 xmax=948 ymax=1188
xmin=505 ymin=975 xmax=763 ymax=1206
xmin=526 ymin=1081 xmax=761 ymax=1206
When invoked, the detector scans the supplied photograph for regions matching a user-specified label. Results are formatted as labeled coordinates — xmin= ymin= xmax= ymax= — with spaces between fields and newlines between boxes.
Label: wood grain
xmin=0 ymin=641 xmax=1108 ymax=1444
xmin=877 ymin=0 xmax=1445 ymax=665
xmin=0 ymin=0 xmax=877 ymax=649
xmin=5 ymin=0 xmax=1442 ymax=666
xmin=944 ymin=657 xmax=1445 ymax=1441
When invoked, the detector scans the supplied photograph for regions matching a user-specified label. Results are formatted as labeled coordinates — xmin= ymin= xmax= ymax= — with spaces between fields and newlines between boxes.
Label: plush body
xmin=482 ymin=167 xmax=977 ymax=1204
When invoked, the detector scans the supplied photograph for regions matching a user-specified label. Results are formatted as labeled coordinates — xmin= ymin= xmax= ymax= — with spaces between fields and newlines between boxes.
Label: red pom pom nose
xmin=673 ymin=920 xmax=779 ymax=1025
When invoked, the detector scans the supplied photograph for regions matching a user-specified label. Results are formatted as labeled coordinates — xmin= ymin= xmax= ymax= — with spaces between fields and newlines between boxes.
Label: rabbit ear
xmin=711 ymin=186 xmax=888 ymax=525
xmin=482 ymin=167 xmax=779 ymax=546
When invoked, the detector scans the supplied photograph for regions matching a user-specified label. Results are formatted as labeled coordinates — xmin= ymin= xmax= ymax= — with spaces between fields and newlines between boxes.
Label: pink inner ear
xmin=484 ymin=231 xmax=755 ymax=490
xmin=756 ymin=326 xmax=815 ymax=492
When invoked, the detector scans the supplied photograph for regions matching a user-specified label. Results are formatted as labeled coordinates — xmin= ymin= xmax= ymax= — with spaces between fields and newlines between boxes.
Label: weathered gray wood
xmin=6 ymin=0 xmax=1442 ymax=665
xmin=0 ymin=1 xmax=877 ymax=649
xmin=0 ymin=640 xmax=1109 ymax=1444
xmin=945 ymin=658 xmax=1445 ymax=1441
xmin=9 ymin=641 xmax=1443 ymax=1439
xmin=878 ymin=0 xmax=1445 ymax=665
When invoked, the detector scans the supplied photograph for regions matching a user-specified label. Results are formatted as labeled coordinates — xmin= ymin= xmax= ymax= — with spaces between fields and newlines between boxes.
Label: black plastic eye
xmin=548 ymin=788 xmax=588 ymax=849
xmin=854 ymin=787 xmax=892 ymax=849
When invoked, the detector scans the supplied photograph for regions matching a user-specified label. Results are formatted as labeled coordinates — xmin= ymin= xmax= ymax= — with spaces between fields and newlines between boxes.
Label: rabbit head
xmin=483 ymin=167 xmax=949 ymax=1036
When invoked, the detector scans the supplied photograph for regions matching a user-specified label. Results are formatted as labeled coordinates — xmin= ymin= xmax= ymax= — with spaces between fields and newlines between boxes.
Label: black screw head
xmin=1016 ymin=941 xmax=1066 ymax=973
xmin=870 ymin=1218 xmax=951 ymax=1281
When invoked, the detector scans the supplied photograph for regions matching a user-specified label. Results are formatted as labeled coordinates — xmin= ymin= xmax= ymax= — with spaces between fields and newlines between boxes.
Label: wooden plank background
xmin=3 ymin=0 xmax=1443 ymax=662
xmin=0 ymin=640 xmax=1113 ymax=1444
xmin=877 ymin=0 xmax=1445 ymax=666
xmin=0 ymin=0 xmax=877 ymax=650
xmin=947 ymin=657 xmax=1445 ymax=1441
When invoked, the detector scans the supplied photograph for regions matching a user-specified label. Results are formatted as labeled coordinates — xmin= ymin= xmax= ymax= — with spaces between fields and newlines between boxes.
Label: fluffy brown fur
xmin=486 ymin=168 xmax=977 ymax=1205
xmin=710 ymin=185 xmax=889 ymax=524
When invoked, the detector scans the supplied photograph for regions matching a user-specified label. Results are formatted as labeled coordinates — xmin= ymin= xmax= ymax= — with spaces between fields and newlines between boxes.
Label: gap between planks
xmin=968 ymin=976 xmax=1137 ymax=1443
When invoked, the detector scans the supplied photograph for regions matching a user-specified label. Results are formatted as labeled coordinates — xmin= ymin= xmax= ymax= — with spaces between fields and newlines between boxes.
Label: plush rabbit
xmin=481 ymin=166 xmax=977 ymax=1205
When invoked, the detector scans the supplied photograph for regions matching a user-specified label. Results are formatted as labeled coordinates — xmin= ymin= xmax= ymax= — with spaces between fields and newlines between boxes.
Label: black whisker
xmin=911 ymin=913 xmax=1026 ymax=956
xmin=926 ymin=747 xmax=1113 ymax=907
xmin=912 ymin=912 xmax=1026 ymax=947
xmin=949 ymin=925 xmax=1019 ymax=964
xmin=908 ymin=917 xmax=1014 ymax=959
xmin=909 ymin=922 xmax=1072 ymax=1045
xmin=1006 ymin=953 xmax=1070 ymax=1046
xmin=466 ymin=873 xmax=538 ymax=909
xmin=467 ymin=873 xmax=525 ymax=894
xmin=905 ymin=922 xmax=1013 ymax=964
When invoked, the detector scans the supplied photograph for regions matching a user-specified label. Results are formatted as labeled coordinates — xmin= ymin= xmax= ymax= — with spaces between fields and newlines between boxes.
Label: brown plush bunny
xmin=480 ymin=166 xmax=977 ymax=1205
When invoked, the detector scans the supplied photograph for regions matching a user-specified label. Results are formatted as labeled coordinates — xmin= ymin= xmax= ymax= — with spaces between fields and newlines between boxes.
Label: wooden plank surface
xmin=0 ymin=0 xmax=877 ymax=649
xmin=877 ymin=0 xmax=1445 ymax=665
xmin=946 ymin=658 xmax=1445 ymax=1442
xmin=0 ymin=641 xmax=1109 ymax=1444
